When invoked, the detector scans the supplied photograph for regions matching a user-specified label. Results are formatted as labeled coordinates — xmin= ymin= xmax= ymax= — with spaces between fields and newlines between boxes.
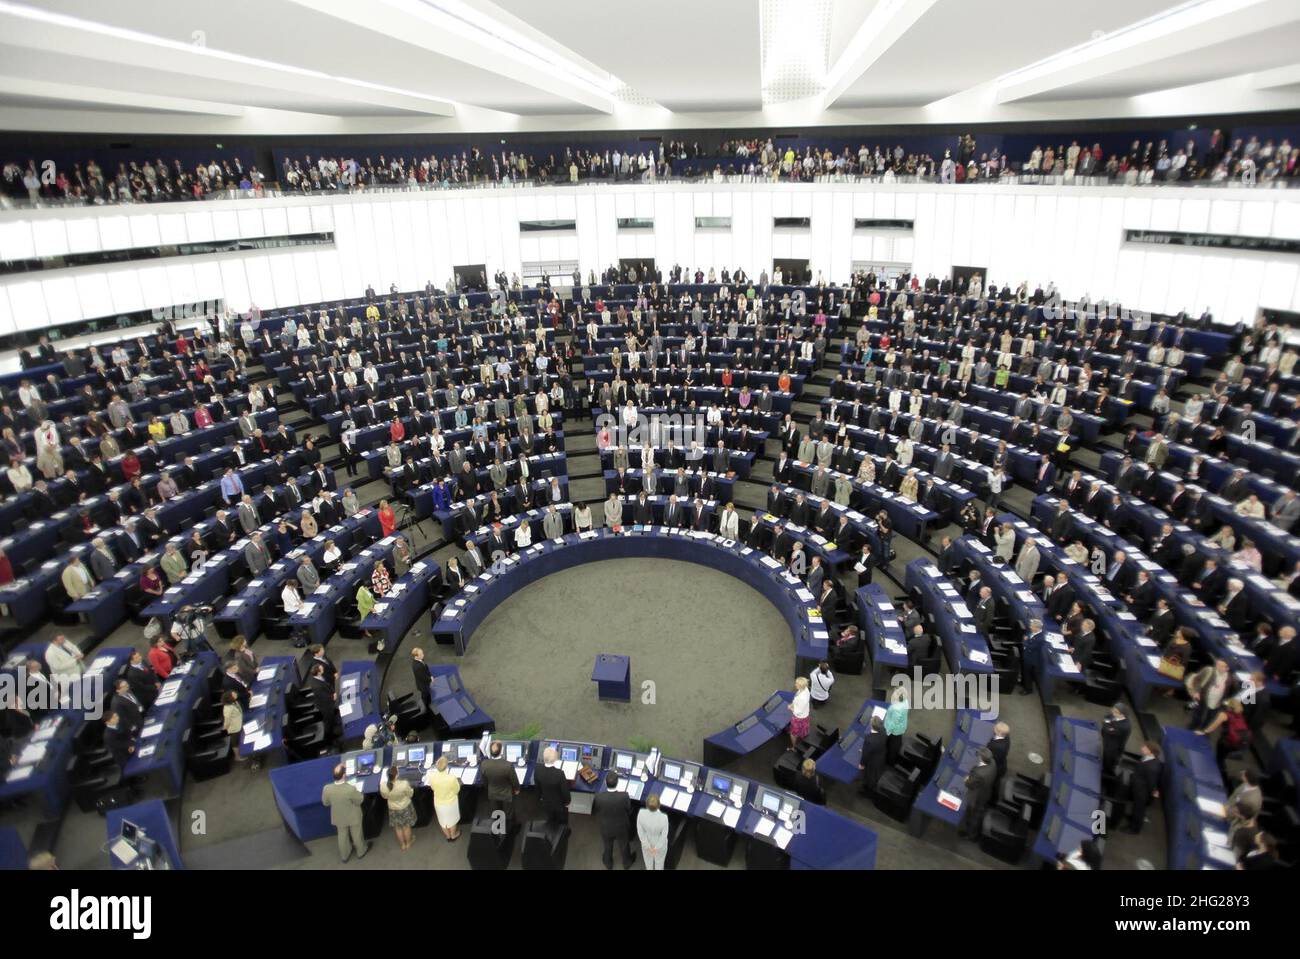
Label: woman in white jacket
xmin=718 ymin=502 xmax=740 ymax=540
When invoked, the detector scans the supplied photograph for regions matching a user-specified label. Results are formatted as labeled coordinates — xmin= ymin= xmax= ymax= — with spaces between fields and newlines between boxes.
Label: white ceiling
xmin=0 ymin=0 xmax=1296 ymax=134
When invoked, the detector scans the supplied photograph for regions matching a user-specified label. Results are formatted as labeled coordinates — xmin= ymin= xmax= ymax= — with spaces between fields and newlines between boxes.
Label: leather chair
xmin=186 ymin=729 xmax=234 ymax=781
xmin=772 ymin=750 xmax=801 ymax=791
xmin=285 ymin=720 xmax=328 ymax=761
xmin=898 ymin=733 xmax=942 ymax=780
xmin=467 ymin=815 xmax=517 ymax=869
xmin=978 ymin=801 xmax=1033 ymax=864
xmin=744 ymin=835 xmax=790 ymax=870
xmin=67 ymin=751 xmax=126 ymax=813
xmin=520 ymin=819 xmax=570 ymax=870
xmin=801 ymin=723 xmax=839 ymax=758
xmin=830 ymin=639 xmax=865 ymax=675
xmin=1083 ymin=669 xmax=1123 ymax=706
xmin=386 ymin=691 xmax=431 ymax=737
xmin=872 ymin=764 xmax=923 ymax=821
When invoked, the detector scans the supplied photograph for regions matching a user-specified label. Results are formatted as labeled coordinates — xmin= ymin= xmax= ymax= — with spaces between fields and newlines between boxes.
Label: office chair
xmin=1083 ymin=669 xmax=1123 ymax=706
xmin=871 ymin=764 xmax=923 ymax=821
xmin=520 ymin=819 xmax=571 ymax=870
xmin=830 ymin=639 xmax=865 ymax=674
xmin=385 ymin=691 xmax=431 ymax=737
xmin=898 ymin=733 xmax=942 ymax=780
xmin=744 ymin=835 xmax=790 ymax=870
xmin=772 ymin=751 xmax=802 ymax=791
xmin=44 ymin=580 xmax=80 ymax=626
xmin=185 ymin=727 xmax=234 ymax=781
xmin=978 ymin=801 xmax=1032 ymax=864
xmin=989 ymin=649 xmax=1020 ymax=696
xmin=67 ymin=751 xmax=128 ymax=814
xmin=285 ymin=720 xmax=328 ymax=761
xmin=801 ymin=723 xmax=840 ymax=758
xmin=259 ymin=595 xmax=295 ymax=641
xmin=467 ymin=814 xmax=517 ymax=869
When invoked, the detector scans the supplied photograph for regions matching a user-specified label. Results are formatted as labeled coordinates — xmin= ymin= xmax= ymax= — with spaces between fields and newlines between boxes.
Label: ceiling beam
xmin=286 ymin=0 xmax=617 ymax=114
xmin=821 ymin=0 xmax=939 ymax=109
xmin=0 ymin=76 xmax=247 ymax=116
xmin=1252 ymin=62 xmax=1300 ymax=90
xmin=0 ymin=1 xmax=456 ymax=117
xmin=996 ymin=0 xmax=1300 ymax=103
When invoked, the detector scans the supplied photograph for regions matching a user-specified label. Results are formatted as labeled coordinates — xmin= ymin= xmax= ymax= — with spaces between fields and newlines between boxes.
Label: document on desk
xmin=937 ymin=789 xmax=962 ymax=811
xmin=671 ymin=789 xmax=692 ymax=812
xmin=659 ymin=786 xmax=680 ymax=809
xmin=755 ymin=816 xmax=776 ymax=838
xmin=761 ymin=556 xmax=782 ymax=569
xmin=773 ymin=826 xmax=793 ymax=849
xmin=561 ymin=760 xmax=579 ymax=780
xmin=795 ymin=588 xmax=815 ymax=602
xmin=252 ymin=733 xmax=273 ymax=752
xmin=1057 ymin=654 xmax=1081 ymax=673
xmin=969 ymin=649 xmax=990 ymax=665
xmin=706 ymin=799 xmax=726 ymax=819
xmin=924 ymin=565 xmax=942 ymax=578
xmin=249 ymin=693 xmax=269 ymax=709
xmin=18 ymin=742 xmax=47 ymax=765
xmin=140 ymin=722 xmax=164 ymax=739
xmin=722 ymin=806 xmax=741 ymax=828
xmin=5 ymin=765 xmax=33 ymax=782
xmin=1196 ymin=797 xmax=1228 ymax=819
xmin=257 ymin=667 xmax=278 ymax=681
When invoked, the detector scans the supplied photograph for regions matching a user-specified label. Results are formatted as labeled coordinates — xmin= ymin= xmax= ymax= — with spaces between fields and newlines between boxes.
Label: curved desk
xmin=431 ymin=527 xmax=830 ymax=672
xmin=268 ymin=737 xmax=876 ymax=870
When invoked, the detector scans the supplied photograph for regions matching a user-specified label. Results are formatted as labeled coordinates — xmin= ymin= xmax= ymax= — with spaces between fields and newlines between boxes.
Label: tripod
xmin=394 ymin=496 xmax=428 ymax=545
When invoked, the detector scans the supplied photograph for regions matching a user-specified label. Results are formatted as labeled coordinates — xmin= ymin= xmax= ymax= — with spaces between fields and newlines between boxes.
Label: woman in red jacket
xmin=378 ymin=499 xmax=397 ymax=537
xmin=390 ymin=417 xmax=406 ymax=444
xmin=120 ymin=450 xmax=142 ymax=482
xmin=147 ymin=635 xmax=177 ymax=679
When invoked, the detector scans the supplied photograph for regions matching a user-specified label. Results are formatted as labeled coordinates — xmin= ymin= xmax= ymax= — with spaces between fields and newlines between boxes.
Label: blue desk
xmin=106 ymin=799 xmax=184 ymax=870
xmin=909 ymin=710 xmax=996 ymax=836
xmin=702 ymin=690 xmax=793 ymax=767
xmin=239 ymin=656 xmax=297 ymax=761
xmin=337 ymin=661 xmax=382 ymax=742
xmin=904 ymin=559 xmax=994 ymax=676
xmin=857 ymin=586 xmax=908 ymax=686
xmin=1030 ymin=717 xmax=1103 ymax=865
xmin=427 ymin=666 xmax=495 ymax=735
xmin=432 ymin=528 xmax=829 ymax=674
xmin=267 ymin=737 xmax=876 ymax=869
xmin=124 ymin=651 xmax=220 ymax=797
xmin=591 ymin=654 xmax=631 ymax=702
xmin=1162 ymin=727 xmax=1236 ymax=870
xmin=816 ymin=699 xmax=889 ymax=784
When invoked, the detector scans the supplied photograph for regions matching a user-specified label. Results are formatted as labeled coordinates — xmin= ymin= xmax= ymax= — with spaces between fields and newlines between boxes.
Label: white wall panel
xmin=5 ymin=183 xmax=1300 ymax=332
xmin=31 ymin=219 xmax=69 ymax=257
xmin=64 ymin=218 xmax=101 ymax=254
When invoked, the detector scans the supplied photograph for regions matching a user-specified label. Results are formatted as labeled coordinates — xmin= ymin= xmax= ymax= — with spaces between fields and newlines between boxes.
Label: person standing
xmin=379 ymin=764 xmax=417 ymax=852
xmin=534 ymin=746 xmax=571 ymax=826
xmin=593 ymin=770 xmax=636 ymax=869
xmin=809 ymin=661 xmax=834 ymax=709
xmin=636 ymin=792 xmax=670 ymax=871
xmin=321 ymin=764 xmax=369 ymax=863
xmin=883 ymin=685 xmax=910 ymax=764
xmin=480 ymin=740 xmax=518 ymax=818
xmin=958 ymin=747 xmax=996 ymax=839
xmin=425 ymin=755 xmax=462 ymax=841
xmin=787 ymin=676 xmax=811 ymax=749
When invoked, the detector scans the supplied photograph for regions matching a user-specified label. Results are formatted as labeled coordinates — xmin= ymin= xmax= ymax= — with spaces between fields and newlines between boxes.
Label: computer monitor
xmin=735 ymin=715 xmax=758 ymax=734
xmin=504 ymin=743 xmax=523 ymax=763
xmin=838 ymin=730 xmax=859 ymax=754
xmin=120 ymin=820 xmax=140 ymax=843
xmin=455 ymin=743 xmax=475 ymax=760
xmin=662 ymin=761 xmax=682 ymax=782
xmin=614 ymin=752 xmax=633 ymax=771
xmin=950 ymin=740 xmax=966 ymax=763
xmin=762 ymin=693 xmax=784 ymax=712
xmin=760 ymin=791 xmax=781 ymax=814
xmin=959 ymin=714 xmax=971 ymax=734
xmin=408 ymin=746 xmax=425 ymax=764
xmin=356 ymin=752 xmax=377 ymax=775
xmin=560 ymin=746 xmax=579 ymax=763
xmin=710 ymin=774 xmax=730 ymax=794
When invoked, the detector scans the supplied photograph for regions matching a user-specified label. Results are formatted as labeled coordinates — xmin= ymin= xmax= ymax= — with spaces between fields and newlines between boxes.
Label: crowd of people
xmin=7 ymin=127 xmax=1296 ymax=207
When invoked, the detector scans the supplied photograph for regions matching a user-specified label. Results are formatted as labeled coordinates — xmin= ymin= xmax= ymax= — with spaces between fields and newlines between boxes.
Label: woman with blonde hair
xmin=884 ymin=684 xmax=910 ymax=764
xmin=424 ymin=755 xmax=462 ymax=840
xmin=787 ymin=676 xmax=811 ymax=749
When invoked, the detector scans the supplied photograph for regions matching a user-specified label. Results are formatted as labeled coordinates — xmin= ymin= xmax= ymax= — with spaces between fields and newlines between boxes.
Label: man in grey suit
xmin=321 ymin=764 xmax=369 ymax=862
xmin=810 ymin=466 xmax=830 ymax=499
xmin=237 ymin=494 xmax=260 ymax=535
xmin=297 ymin=557 xmax=321 ymax=592
xmin=907 ymin=417 xmax=924 ymax=442
xmin=88 ymin=537 xmax=118 ymax=582
xmin=542 ymin=505 xmax=564 ymax=539
xmin=958 ymin=747 xmax=997 ymax=839
xmin=244 ymin=533 xmax=272 ymax=575
xmin=1015 ymin=539 xmax=1040 ymax=584
xmin=1270 ymin=489 xmax=1300 ymax=532
xmin=237 ymin=412 xmax=258 ymax=438
xmin=933 ymin=444 xmax=956 ymax=480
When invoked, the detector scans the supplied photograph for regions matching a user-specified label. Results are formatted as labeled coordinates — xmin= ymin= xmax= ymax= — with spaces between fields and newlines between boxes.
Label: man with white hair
xmin=533 ymin=746 xmax=571 ymax=826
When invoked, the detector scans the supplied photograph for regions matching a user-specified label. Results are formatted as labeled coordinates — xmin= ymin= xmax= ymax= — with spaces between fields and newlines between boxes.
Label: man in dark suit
xmin=223 ymin=662 xmax=251 ymax=711
xmin=958 ymin=747 xmax=997 ymax=839
xmin=1127 ymin=741 xmax=1163 ymax=833
xmin=1148 ymin=598 xmax=1176 ymax=647
xmin=906 ymin=624 xmax=934 ymax=669
xmin=662 ymin=494 xmax=684 ymax=529
xmin=974 ymin=586 xmax=996 ymax=635
xmin=110 ymin=679 xmax=145 ymax=734
xmin=102 ymin=711 xmax=135 ymax=769
xmin=1019 ymin=618 xmax=1046 ymax=695
xmin=1071 ymin=619 xmax=1097 ymax=669
xmin=533 ymin=746 xmax=571 ymax=826
xmin=410 ymin=648 xmax=432 ymax=709
xmin=593 ymin=771 xmax=636 ymax=869
xmin=987 ymin=722 xmax=1011 ymax=786
xmin=480 ymin=740 xmax=518 ymax=817
xmin=1126 ymin=570 xmax=1156 ymax=619
xmin=1100 ymin=704 xmax=1131 ymax=775
xmin=857 ymin=716 xmax=888 ymax=795
xmin=123 ymin=649 xmax=160 ymax=709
